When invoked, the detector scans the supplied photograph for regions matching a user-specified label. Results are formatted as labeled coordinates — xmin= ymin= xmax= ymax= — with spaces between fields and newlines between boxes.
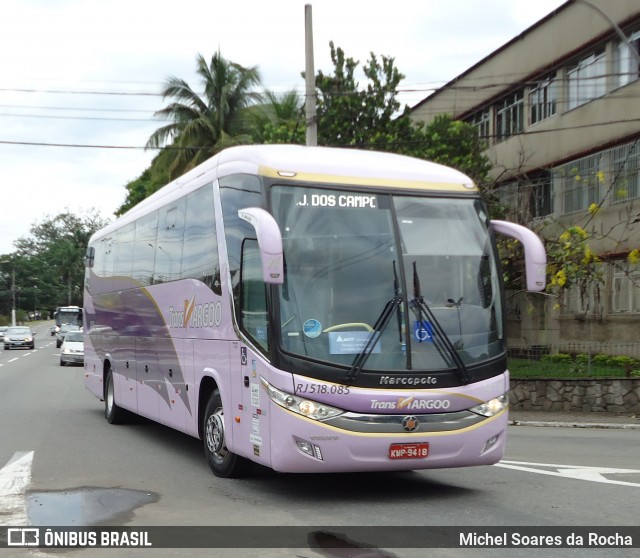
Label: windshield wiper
xmin=410 ymin=262 xmax=471 ymax=384
xmin=343 ymin=296 xmax=403 ymax=384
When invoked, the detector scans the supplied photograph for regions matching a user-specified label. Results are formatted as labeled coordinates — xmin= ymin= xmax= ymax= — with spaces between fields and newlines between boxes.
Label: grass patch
xmin=508 ymin=353 xmax=640 ymax=379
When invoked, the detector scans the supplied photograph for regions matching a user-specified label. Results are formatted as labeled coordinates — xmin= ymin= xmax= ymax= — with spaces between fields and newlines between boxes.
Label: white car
xmin=60 ymin=330 xmax=84 ymax=366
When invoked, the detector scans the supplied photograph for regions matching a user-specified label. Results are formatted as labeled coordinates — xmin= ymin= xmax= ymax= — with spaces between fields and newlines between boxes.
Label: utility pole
xmin=304 ymin=4 xmax=317 ymax=146
xmin=10 ymin=267 xmax=16 ymax=326
xmin=1 ymin=260 xmax=16 ymax=326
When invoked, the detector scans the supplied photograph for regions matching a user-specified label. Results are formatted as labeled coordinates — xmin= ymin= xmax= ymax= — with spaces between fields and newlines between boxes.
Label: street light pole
xmin=575 ymin=0 xmax=640 ymax=64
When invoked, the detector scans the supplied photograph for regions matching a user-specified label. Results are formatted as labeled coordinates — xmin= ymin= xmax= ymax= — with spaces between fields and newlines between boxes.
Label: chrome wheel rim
xmin=205 ymin=408 xmax=227 ymax=459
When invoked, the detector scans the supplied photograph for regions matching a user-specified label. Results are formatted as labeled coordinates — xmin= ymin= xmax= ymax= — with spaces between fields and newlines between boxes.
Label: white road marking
xmin=0 ymin=451 xmax=34 ymax=526
xmin=496 ymin=460 xmax=640 ymax=488
xmin=8 ymin=358 xmax=18 ymax=363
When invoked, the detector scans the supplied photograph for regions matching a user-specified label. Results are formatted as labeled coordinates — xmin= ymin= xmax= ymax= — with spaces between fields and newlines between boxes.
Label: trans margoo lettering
xmin=168 ymin=301 xmax=222 ymax=328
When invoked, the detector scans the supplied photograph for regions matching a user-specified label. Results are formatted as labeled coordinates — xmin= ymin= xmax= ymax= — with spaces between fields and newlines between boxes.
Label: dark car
xmin=3 ymin=326 xmax=35 ymax=350
xmin=56 ymin=324 xmax=80 ymax=348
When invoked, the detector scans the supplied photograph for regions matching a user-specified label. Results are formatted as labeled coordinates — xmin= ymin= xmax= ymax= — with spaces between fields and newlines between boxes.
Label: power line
xmin=0 ymin=112 xmax=156 ymax=122
xmin=0 ymin=112 xmax=160 ymax=122
xmin=0 ymin=87 xmax=161 ymax=96
xmin=0 ymin=103 xmax=155 ymax=113
xmin=2 ymin=118 xmax=640 ymax=150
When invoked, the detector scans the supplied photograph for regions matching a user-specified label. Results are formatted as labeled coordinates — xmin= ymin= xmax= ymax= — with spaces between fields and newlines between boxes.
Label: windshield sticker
xmin=414 ymin=321 xmax=434 ymax=343
xmin=303 ymin=319 xmax=323 ymax=338
xmin=329 ymin=331 xmax=381 ymax=355
xmin=296 ymin=194 xmax=378 ymax=209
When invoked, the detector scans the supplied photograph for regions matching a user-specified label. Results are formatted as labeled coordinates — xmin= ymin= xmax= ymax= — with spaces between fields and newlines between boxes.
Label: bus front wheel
xmin=203 ymin=390 xmax=253 ymax=478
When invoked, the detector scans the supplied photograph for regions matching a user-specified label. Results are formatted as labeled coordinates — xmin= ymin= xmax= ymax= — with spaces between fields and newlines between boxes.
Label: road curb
xmin=509 ymin=420 xmax=640 ymax=430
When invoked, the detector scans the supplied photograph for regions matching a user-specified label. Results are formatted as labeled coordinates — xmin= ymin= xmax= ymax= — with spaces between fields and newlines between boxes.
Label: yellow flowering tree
xmin=546 ymin=226 xmax=603 ymax=313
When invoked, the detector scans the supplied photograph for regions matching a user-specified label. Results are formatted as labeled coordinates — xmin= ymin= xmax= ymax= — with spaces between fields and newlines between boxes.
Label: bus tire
xmin=203 ymin=389 xmax=253 ymax=478
xmin=104 ymin=366 xmax=127 ymax=424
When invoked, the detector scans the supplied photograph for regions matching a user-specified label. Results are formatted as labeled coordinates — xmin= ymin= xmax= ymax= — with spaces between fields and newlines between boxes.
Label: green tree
xmin=116 ymin=168 xmax=153 ymax=216
xmin=249 ymin=89 xmax=305 ymax=144
xmin=12 ymin=210 xmax=107 ymax=308
xmin=312 ymin=43 xmax=490 ymax=188
xmin=314 ymin=42 xmax=406 ymax=151
xmin=146 ymin=51 xmax=261 ymax=181
xmin=120 ymin=44 xmax=490 ymax=215
xmin=419 ymin=114 xmax=492 ymax=193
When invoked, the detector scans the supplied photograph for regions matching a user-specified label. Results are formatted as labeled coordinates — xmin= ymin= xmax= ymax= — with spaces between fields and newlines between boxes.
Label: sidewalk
xmin=509 ymin=410 xmax=640 ymax=430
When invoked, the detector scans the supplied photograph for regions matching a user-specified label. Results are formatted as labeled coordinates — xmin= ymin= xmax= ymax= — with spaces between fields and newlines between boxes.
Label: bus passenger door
xmin=230 ymin=342 xmax=269 ymax=465
xmin=136 ymin=336 xmax=159 ymax=422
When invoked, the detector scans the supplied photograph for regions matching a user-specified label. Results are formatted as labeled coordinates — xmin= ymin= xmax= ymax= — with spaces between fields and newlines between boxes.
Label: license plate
xmin=389 ymin=442 xmax=429 ymax=460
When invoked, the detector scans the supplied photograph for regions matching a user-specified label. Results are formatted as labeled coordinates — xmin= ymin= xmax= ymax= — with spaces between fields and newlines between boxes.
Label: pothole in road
xmin=26 ymin=487 xmax=158 ymax=526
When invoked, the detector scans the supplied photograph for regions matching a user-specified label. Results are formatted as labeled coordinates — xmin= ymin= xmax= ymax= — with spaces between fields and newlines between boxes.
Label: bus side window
xmin=115 ymin=223 xmax=135 ymax=284
xmin=240 ymin=239 xmax=268 ymax=352
xmin=133 ymin=212 xmax=158 ymax=286
xmin=182 ymin=184 xmax=221 ymax=294
xmin=155 ymin=199 xmax=186 ymax=284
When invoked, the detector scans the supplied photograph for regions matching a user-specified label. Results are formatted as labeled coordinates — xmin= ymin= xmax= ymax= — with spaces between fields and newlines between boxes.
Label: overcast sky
xmin=0 ymin=0 xmax=567 ymax=255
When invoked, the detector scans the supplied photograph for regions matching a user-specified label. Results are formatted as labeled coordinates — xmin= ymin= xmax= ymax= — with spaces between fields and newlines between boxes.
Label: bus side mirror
xmin=238 ymin=207 xmax=284 ymax=284
xmin=491 ymin=220 xmax=547 ymax=292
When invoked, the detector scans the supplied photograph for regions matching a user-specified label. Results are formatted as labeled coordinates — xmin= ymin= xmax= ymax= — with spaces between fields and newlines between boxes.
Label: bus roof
xmin=217 ymin=145 xmax=477 ymax=192
xmin=95 ymin=145 xmax=478 ymax=240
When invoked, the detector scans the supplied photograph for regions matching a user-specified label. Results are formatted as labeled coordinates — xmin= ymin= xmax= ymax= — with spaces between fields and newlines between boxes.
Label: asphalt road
xmin=1 ymin=321 xmax=639 ymax=558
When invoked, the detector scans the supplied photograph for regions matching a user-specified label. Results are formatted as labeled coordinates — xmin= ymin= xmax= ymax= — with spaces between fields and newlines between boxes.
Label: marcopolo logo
xmin=370 ymin=396 xmax=451 ymax=411
xmin=168 ymin=295 xmax=222 ymax=329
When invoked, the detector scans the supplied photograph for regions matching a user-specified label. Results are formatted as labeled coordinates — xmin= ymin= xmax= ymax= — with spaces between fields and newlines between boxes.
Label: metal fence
xmin=507 ymin=341 xmax=640 ymax=360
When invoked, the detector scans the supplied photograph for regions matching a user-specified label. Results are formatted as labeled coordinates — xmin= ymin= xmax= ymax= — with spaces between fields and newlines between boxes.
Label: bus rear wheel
xmin=203 ymin=389 xmax=253 ymax=478
xmin=104 ymin=366 xmax=127 ymax=424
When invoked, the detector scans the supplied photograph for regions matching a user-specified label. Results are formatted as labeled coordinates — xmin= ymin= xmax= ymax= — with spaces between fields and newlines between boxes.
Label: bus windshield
xmin=270 ymin=185 xmax=504 ymax=373
xmin=55 ymin=306 xmax=83 ymax=327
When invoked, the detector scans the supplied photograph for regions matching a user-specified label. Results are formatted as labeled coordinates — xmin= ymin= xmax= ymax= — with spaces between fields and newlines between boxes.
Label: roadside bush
xmin=511 ymin=351 xmax=639 ymax=378
xmin=541 ymin=353 xmax=573 ymax=363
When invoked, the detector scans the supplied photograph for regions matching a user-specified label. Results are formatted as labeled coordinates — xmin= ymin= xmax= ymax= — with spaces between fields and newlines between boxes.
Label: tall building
xmin=411 ymin=0 xmax=640 ymax=356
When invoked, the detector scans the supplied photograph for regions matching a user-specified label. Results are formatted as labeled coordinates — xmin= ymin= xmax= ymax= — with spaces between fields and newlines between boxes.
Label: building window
xmin=496 ymin=173 xmax=553 ymax=221
xmin=529 ymin=75 xmax=557 ymax=125
xmin=611 ymin=141 xmax=640 ymax=204
xmin=612 ymin=268 xmax=640 ymax=314
xmin=529 ymin=173 xmax=554 ymax=218
xmin=556 ymin=153 xmax=604 ymax=214
xmin=567 ymin=50 xmax=606 ymax=110
xmin=615 ymin=30 xmax=640 ymax=88
xmin=495 ymin=91 xmax=524 ymax=141
xmin=467 ymin=109 xmax=490 ymax=143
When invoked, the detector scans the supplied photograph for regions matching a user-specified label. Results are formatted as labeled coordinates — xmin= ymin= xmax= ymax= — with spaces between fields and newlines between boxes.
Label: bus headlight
xmin=260 ymin=377 xmax=344 ymax=421
xmin=470 ymin=393 xmax=509 ymax=417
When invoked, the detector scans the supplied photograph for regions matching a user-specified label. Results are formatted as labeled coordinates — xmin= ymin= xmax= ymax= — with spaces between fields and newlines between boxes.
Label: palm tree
xmin=147 ymin=51 xmax=261 ymax=179
xmin=248 ymin=89 xmax=305 ymax=144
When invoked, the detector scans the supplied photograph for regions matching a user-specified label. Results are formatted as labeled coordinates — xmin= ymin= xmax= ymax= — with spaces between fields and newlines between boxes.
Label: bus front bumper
xmin=267 ymin=405 xmax=508 ymax=473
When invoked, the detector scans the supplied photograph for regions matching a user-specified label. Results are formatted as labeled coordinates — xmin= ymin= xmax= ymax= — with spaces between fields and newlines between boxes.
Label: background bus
xmin=83 ymin=145 xmax=546 ymax=478
xmin=52 ymin=306 xmax=83 ymax=334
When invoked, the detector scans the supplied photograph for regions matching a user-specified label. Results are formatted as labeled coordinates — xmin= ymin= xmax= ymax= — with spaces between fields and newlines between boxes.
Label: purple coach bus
xmin=83 ymin=145 xmax=546 ymax=477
